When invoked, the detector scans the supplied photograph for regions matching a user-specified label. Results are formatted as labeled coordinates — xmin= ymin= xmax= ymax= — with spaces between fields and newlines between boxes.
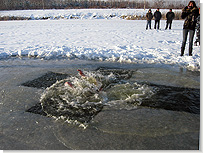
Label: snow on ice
xmin=0 ymin=9 xmax=200 ymax=71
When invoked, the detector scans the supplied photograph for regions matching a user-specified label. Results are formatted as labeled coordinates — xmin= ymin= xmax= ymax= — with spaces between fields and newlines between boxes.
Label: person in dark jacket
xmin=154 ymin=8 xmax=162 ymax=29
xmin=180 ymin=1 xmax=199 ymax=56
xmin=165 ymin=9 xmax=175 ymax=30
xmin=194 ymin=8 xmax=200 ymax=46
xmin=146 ymin=9 xmax=153 ymax=30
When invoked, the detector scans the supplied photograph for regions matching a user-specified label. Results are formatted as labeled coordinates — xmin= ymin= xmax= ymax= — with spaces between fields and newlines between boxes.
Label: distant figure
xmin=180 ymin=1 xmax=199 ymax=56
xmin=165 ymin=9 xmax=175 ymax=30
xmin=154 ymin=8 xmax=162 ymax=29
xmin=146 ymin=9 xmax=153 ymax=30
xmin=194 ymin=8 xmax=200 ymax=46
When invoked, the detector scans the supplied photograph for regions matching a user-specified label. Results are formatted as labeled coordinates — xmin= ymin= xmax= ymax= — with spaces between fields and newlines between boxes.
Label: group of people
xmin=145 ymin=0 xmax=200 ymax=56
xmin=146 ymin=8 xmax=174 ymax=30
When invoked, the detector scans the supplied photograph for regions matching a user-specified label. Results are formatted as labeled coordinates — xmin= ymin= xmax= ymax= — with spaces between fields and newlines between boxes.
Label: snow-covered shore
xmin=0 ymin=9 xmax=182 ymax=20
xmin=0 ymin=9 xmax=200 ymax=71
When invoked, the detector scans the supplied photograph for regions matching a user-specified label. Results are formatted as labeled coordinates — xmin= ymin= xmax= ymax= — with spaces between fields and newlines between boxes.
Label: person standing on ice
xmin=154 ymin=8 xmax=162 ymax=29
xmin=165 ymin=9 xmax=175 ymax=30
xmin=146 ymin=9 xmax=153 ymax=30
xmin=180 ymin=1 xmax=199 ymax=56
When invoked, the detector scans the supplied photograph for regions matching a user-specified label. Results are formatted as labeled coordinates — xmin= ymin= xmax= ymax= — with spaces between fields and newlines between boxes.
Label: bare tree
xmin=152 ymin=0 xmax=165 ymax=8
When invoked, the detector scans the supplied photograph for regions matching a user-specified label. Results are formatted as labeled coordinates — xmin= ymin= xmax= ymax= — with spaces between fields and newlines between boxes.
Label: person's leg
xmin=146 ymin=21 xmax=148 ymax=30
xmin=165 ymin=21 xmax=168 ymax=30
xmin=198 ymin=32 xmax=200 ymax=45
xmin=154 ymin=20 xmax=157 ymax=29
xmin=181 ymin=29 xmax=188 ymax=56
xmin=157 ymin=20 xmax=160 ymax=29
xmin=149 ymin=20 xmax=152 ymax=29
xmin=148 ymin=20 xmax=151 ymax=29
xmin=194 ymin=34 xmax=198 ymax=46
xmin=194 ymin=29 xmax=200 ymax=46
xmin=189 ymin=30 xmax=195 ymax=56
xmin=169 ymin=22 xmax=172 ymax=29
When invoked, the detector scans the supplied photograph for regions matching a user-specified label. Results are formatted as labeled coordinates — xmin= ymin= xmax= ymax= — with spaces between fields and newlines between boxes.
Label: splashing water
xmin=40 ymin=69 xmax=156 ymax=128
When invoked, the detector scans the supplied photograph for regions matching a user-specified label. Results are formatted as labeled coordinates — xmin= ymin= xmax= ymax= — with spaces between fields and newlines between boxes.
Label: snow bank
xmin=0 ymin=9 xmax=200 ymax=71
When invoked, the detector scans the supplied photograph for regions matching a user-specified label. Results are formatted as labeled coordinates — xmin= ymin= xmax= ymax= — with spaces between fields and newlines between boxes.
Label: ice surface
xmin=0 ymin=59 xmax=200 ymax=149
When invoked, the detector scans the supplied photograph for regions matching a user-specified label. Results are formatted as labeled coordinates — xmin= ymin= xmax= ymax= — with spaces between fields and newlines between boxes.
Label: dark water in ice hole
xmin=24 ymin=66 xmax=200 ymax=127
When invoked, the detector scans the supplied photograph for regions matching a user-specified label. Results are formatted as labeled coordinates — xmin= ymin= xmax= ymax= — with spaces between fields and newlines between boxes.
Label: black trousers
xmin=154 ymin=20 xmax=160 ymax=29
xmin=165 ymin=21 xmax=172 ymax=29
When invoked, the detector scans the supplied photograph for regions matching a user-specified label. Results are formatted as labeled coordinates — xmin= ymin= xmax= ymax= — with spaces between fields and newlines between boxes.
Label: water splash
xmin=40 ymin=69 xmax=156 ymax=128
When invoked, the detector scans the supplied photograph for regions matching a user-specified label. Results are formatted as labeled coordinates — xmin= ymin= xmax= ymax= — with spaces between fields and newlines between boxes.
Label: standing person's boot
xmin=189 ymin=48 xmax=193 ymax=56
xmin=180 ymin=47 xmax=185 ymax=56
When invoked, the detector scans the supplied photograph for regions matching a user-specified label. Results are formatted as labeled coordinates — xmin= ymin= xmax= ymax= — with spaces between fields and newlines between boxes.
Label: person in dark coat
xmin=165 ymin=9 xmax=175 ymax=30
xmin=180 ymin=1 xmax=199 ymax=56
xmin=146 ymin=9 xmax=153 ymax=30
xmin=154 ymin=8 xmax=162 ymax=29
xmin=194 ymin=8 xmax=200 ymax=46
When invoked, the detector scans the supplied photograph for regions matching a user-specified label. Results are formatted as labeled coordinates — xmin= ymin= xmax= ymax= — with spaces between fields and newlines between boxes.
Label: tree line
xmin=0 ymin=0 xmax=200 ymax=10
